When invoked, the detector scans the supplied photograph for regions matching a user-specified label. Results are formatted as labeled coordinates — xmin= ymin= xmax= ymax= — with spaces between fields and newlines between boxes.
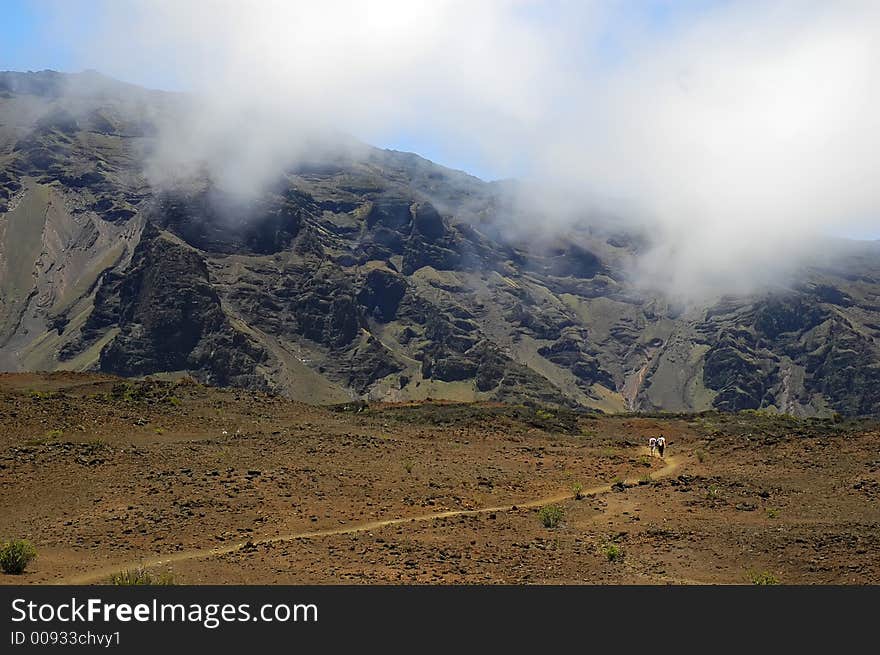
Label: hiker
xmin=656 ymin=435 xmax=666 ymax=458
xmin=649 ymin=437 xmax=657 ymax=456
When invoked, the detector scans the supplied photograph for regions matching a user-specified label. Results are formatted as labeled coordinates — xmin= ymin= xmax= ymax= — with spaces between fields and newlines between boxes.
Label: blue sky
xmin=0 ymin=0 xmax=189 ymax=90
xmin=1 ymin=1 xmax=91 ymax=80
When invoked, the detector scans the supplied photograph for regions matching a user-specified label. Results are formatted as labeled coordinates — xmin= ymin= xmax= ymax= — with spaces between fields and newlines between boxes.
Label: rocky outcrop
xmin=804 ymin=319 xmax=880 ymax=416
xmin=754 ymin=296 xmax=827 ymax=340
xmin=357 ymin=268 xmax=407 ymax=322
xmin=538 ymin=328 xmax=614 ymax=388
xmin=703 ymin=332 xmax=773 ymax=411
xmin=71 ymin=223 xmax=271 ymax=389
xmin=339 ymin=335 xmax=404 ymax=393
xmin=152 ymin=189 xmax=304 ymax=255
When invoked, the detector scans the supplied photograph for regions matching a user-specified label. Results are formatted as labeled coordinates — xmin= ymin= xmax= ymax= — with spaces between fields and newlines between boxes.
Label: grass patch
xmin=0 ymin=539 xmax=37 ymax=574
xmin=110 ymin=567 xmax=175 ymax=585
xmin=28 ymin=390 xmax=60 ymax=401
xmin=538 ymin=504 xmax=563 ymax=529
xmin=24 ymin=427 xmax=76 ymax=446
xmin=766 ymin=508 xmax=779 ymax=519
xmin=23 ymin=435 xmax=56 ymax=447
xmin=101 ymin=380 xmax=192 ymax=406
xmin=601 ymin=542 xmax=623 ymax=562
xmin=749 ymin=570 xmax=780 ymax=585
xmin=695 ymin=449 xmax=706 ymax=463
xmin=571 ymin=483 xmax=584 ymax=500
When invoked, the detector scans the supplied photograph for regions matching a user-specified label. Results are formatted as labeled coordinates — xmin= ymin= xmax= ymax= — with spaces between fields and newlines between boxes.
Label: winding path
xmin=61 ymin=451 xmax=683 ymax=584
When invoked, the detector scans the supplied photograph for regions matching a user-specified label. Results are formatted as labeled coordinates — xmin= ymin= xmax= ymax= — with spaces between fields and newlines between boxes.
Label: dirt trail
xmin=61 ymin=451 xmax=683 ymax=585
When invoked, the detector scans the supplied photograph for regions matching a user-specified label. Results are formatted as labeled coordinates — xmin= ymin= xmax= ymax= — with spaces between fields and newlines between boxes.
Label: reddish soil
xmin=1 ymin=373 xmax=877 ymax=585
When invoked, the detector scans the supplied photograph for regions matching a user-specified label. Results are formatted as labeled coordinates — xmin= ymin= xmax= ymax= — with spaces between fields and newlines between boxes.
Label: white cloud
xmin=44 ymin=0 xmax=880 ymax=299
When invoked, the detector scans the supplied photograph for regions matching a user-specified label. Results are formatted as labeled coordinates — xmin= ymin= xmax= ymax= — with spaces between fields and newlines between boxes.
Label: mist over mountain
xmin=1 ymin=70 xmax=879 ymax=416
xmin=32 ymin=0 xmax=880 ymax=302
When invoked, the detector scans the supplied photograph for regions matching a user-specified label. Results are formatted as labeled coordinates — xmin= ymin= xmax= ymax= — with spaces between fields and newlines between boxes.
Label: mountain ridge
xmin=1 ymin=70 xmax=878 ymax=416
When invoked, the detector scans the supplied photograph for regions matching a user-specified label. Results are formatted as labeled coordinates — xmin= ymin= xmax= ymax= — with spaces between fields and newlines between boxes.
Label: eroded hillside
xmin=1 ymin=71 xmax=879 ymax=416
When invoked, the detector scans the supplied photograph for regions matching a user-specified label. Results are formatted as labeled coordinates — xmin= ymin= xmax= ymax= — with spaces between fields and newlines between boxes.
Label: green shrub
xmin=110 ymin=567 xmax=175 ymax=585
xmin=749 ymin=570 xmax=780 ymax=585
xmin=572 ymin=483 xmax=584 ymax=500
xmin=29 ymin=390 xmax=57 ymax=400
xmin=0 ymin=539 xmax=37 ymax=574
xmin=695 ymin=449 xmax=706 ymax=463
xmin=538 ymin=504 xmax=563 ymax=528
xmin=601 ymin=543 xmax=623 ymax=562
xmin=766 ymin=508 xmax=779 ymax=519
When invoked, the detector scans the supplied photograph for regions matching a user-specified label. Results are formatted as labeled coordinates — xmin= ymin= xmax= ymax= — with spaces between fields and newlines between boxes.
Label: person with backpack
xmin=656 ymin=435 xmax=666 ymax=457
xmin=649 ymin=437 xmax=657 ymax=456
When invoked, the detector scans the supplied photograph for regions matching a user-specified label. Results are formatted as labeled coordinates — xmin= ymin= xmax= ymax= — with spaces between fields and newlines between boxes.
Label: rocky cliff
xmin=2 ymin=70 xmax=879 ymax=415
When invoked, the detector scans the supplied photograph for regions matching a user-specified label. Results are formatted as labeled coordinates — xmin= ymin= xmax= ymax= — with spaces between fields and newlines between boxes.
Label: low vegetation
xmin=109 ymin=567 xmax=175 ymax=585
xmin=0 ymin=539 xmax=37 ymax=574
xmin=749 ymin=570 xmax=780 ymax=585
xmin=538 ymin=504 xmax=563 ymax=529
xmin=601 ymin=542 xmax=623 ymax=562
xmin=100 ymin=380 xmax=193 ymax=406
xmin=365 ymin=402 xmax=586 ymax=435
xmin=28 ymin=390 xmax=60 ymax=401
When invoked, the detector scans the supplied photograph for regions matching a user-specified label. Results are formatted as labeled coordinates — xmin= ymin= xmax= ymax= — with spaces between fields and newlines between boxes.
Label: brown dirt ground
xmin=1 ymin=373 xmax=878 ymax=585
